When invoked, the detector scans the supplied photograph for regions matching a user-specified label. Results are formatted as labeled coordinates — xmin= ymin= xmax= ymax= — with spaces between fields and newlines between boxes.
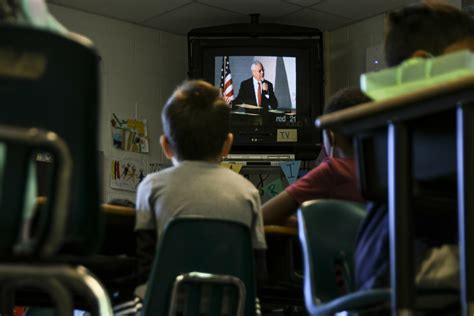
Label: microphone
xmin=262 ymin=80 xmax=269 ymax=95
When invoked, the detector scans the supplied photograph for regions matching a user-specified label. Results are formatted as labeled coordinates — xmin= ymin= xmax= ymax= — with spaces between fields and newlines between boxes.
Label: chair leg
xmin=456 ymin=105 xmax=474 ymax=316
xmin=11 ymin=278 xmax=74 ymax=315
xmin=388 ymin=123 xmax=415 ymax=314
xmin=0 ymin=264 xmax=113 ymax=316
xmin=53 ymin=265 xmax=113 ymax=316
xmin=0 ymin=280 xmax=16 ymax=316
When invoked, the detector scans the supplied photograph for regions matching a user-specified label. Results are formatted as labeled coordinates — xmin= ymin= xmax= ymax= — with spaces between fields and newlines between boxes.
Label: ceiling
xmin=48 ymin=0 xmax=416 ymax=35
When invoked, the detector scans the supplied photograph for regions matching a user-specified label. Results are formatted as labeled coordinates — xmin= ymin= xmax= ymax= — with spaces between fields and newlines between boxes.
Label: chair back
xmin=0 ymin=24 xmax=101 ymax=254
xmin=142 ymin=216 xmax=257 ymax=316
xmin=0 ymin=126 xmax=71 ymax=256
xmin=297 ymin=200 xmax=366 ymax=305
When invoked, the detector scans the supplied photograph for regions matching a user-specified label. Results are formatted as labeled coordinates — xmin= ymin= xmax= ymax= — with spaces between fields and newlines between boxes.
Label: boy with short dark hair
xmin=160 ymin=79 xmax=233 ymax=162
xmin=129 ymin=80 xmax=266 ymax=310
xmin=384 ymin=1 xmax=474 ymax=67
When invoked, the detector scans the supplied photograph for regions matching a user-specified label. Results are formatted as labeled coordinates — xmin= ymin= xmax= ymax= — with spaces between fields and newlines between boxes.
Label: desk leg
xmin=388 ymin=123 xmax=414 ymax=316
xmin=456 ymin=105 xmax=474 ymax=316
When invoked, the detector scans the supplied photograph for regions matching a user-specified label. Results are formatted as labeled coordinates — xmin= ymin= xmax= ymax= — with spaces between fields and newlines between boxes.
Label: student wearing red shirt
xmin=262 ymin=87 xmax=370 ymax=225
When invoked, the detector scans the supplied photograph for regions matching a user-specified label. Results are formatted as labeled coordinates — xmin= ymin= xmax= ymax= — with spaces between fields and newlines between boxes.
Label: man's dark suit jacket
xmin=233 ymin=78 xmax=278 ymax=110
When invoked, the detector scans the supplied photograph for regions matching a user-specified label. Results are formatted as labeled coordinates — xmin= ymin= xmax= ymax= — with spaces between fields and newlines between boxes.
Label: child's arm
xmin=105 ymin=228 xmax=156 ymax=290
xmin=262 ymin=191 xmax=299 ymax=225
xmin=135 ymin=229 xmax=157 ymax=284
xmin=254 ymin=249 xmax=268 ymax=289
xmin=134 ymin=175 xmax=157 ymax=283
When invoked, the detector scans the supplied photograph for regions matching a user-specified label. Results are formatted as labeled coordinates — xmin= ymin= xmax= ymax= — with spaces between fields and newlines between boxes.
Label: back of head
xmin=385 ymin=1 xmax=474 ymax=66
xmin=322 ymin=87 xmax=371 ymax=157
xmin=162 ymin=80 xmax=230 ymax=161
xmin=324 ymin=87 xmax=371 ymax=115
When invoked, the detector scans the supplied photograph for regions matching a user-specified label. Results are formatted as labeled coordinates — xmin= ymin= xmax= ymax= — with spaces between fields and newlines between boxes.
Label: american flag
xmin=219 ymin=56 xmax=234 ymax=105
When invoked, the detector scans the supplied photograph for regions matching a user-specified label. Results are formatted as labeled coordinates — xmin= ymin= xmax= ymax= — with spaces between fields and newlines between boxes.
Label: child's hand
xmin=284 ymin=215 xmax=298 ymax=227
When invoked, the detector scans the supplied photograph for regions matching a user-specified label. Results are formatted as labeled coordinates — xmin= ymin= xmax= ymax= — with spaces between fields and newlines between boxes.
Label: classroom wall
xmin=49 ymin=1 xmax=464 ymax=202
xmin=326 ymin=0 xmax=462 ymax=96
xmin=326 ymin=13 xmax=385 ymax=96
xmin=48 ymin=4 xmax=187 ymax=203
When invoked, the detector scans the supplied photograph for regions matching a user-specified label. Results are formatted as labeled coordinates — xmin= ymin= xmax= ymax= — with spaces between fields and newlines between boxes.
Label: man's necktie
xmin=257 ymin=82 xmax=262 ymax=106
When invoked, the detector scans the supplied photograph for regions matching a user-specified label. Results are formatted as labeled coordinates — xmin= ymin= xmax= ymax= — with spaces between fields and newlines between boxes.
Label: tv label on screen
xmin=277 ymin=129 xmax=297 ymax=142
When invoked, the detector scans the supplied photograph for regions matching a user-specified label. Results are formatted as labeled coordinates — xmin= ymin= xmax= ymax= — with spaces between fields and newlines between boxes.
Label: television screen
xmin=215 ymin=55 xmax=296 ymax=114
xmin=214 ymin=56 xmax=298 ymax=128
xmin=190 ymin=38 xmax=323 ymax=157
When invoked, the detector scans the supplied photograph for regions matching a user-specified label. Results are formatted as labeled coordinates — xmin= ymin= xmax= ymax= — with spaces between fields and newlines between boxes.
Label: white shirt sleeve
xmin=135 ymin=175 xmax=156 ymax=231
xmin=251 ymin=189 xmax=267 ymax=249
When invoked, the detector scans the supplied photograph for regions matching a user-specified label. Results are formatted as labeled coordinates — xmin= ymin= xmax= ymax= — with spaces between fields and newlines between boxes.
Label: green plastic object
xmin=19 ymin=0 xmax=68 ymax=35
xmin=142 ymin=216 xmax=257 ymax=316
xmin=361 ymin=49 xmax=474 ymax=101
xmin=298 ymin=200 xmax=366 ymax=301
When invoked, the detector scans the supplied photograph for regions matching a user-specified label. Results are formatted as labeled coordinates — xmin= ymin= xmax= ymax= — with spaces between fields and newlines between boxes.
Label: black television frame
xmin=188 ymin=24 xmax=324 ymax=159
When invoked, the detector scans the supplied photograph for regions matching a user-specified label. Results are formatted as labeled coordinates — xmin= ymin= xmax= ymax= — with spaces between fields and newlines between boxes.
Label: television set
xmin=189 ymin=34 xmax=323 ymax=159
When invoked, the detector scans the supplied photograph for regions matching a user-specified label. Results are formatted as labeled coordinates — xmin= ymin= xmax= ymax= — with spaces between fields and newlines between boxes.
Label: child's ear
xmin=160 ymin=135 xmax=174 ymax=160
xmin=412 ymin=49 xmax=432 ymax=59
xmin=323 ymin=129 xmax=335 ymax=146
xmin=221 ymin=133 xmax=234 ymax=157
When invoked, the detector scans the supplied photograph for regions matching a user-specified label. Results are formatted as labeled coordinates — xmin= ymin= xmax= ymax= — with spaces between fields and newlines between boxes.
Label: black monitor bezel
xmin=189 ymin=37 xmax=323 ymax=157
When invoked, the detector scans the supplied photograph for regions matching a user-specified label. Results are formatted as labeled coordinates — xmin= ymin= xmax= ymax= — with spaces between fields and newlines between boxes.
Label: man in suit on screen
xmin=234 ymin=61 xmax=278 ymax=111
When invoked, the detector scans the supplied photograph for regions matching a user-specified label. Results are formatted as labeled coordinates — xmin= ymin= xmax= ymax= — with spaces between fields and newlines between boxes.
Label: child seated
xmin=116 ymin=80 xmax=266 ymax=314
xmin=262 ymin=87 xmax=370 ymax=225
xmin=355 ymin=1 xmax=474 ymax=291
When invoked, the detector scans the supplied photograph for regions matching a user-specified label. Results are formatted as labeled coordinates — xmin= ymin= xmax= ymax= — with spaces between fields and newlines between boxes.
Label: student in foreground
xmin=355 ymin=1 xmax=474 ymax=292
xmin=114 ymin=80 xmax=267 ymax=315
xmin=262 ymin=87 xmax=370 ymax=225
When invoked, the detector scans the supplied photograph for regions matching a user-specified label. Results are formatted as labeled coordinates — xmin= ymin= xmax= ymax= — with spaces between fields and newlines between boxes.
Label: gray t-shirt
xmin=135 ymin=160 xmax=267 ymax=250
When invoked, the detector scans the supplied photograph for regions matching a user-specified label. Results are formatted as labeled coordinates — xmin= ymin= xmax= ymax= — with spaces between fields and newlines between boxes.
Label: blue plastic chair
xmin=297 ymin=200 xmax=390 ymax=316
xmin=0 ymin=24 xmax=113 ymax=315
xmin=0 ymin=126 xmax=112 ymax=315
xmin=142 ymin=216 xmax=257 ymax=316
xmin=0 ymin=23 xmax=101 ymax=255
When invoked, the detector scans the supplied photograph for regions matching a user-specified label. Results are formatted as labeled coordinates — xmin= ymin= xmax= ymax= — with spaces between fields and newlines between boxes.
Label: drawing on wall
xmin=110 ymin=158 xmax=147 ymax=192
xmin=111 ymin=113 xmax=149 ymax=153
xmin=262 ymin=178 xmax=284 ymax=198
xmin=221 ymin=162 xmax=243 ymax=173
xmin=280 ymin=160 xmax=301 ymax=185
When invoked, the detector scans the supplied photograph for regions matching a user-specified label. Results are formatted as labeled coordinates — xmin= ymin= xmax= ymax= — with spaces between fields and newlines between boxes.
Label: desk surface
xmin=37 ymin=200 xmax=298 ymax=235
xmin=101 ymin=203 xmax=298 ymax=235
xmin=316 ymin=75 xmax=474 ymax=132
xmin=263 ymin=225 xmax=298 ymax=236
xmin=102 ymin=203 xmax=135 ymax=216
